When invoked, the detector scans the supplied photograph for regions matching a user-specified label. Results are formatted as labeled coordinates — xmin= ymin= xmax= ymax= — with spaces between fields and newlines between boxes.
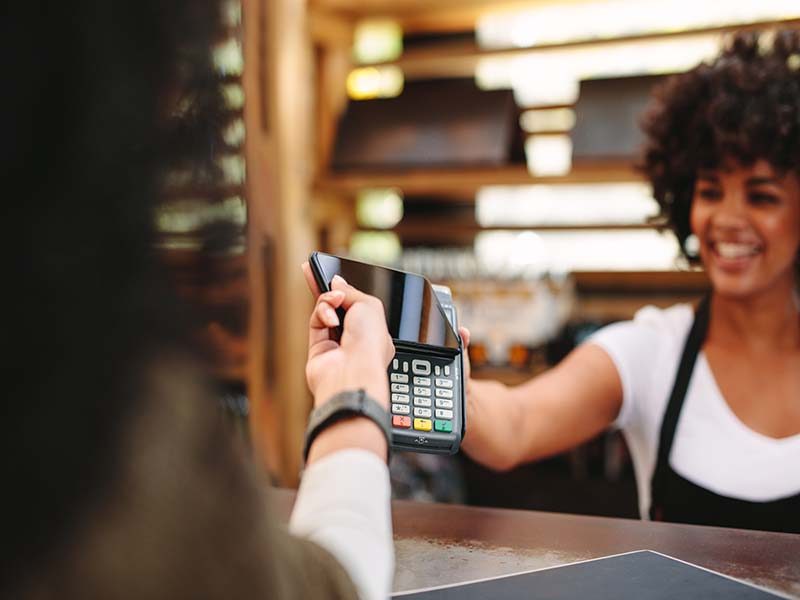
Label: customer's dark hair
xmin=0 ymin=0 xmax=227 ymax=591
xmin=640 ymin=28 xmax=800 ymax=262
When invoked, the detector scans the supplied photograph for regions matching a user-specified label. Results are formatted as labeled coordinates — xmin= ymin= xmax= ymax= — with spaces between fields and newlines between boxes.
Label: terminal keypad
xmin=389 ymin=355 xmax=457 ymax=433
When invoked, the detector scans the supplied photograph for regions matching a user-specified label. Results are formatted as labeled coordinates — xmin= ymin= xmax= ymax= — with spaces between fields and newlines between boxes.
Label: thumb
xmin=330 ymin=275 xmax=372 ymax=310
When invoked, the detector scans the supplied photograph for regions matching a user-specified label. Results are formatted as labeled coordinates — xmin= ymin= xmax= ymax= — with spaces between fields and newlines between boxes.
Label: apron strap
xmin=650 ymin=296 xmax=710 ymax=520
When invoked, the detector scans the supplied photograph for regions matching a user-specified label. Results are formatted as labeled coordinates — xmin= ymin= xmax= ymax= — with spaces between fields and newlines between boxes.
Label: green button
xmin=434 ymin=420 xmax=452 ymax=432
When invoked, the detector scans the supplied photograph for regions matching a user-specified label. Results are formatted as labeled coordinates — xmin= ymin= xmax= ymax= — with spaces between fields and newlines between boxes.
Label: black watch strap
xmin=303 ymin=389 xmax=391 ymax=464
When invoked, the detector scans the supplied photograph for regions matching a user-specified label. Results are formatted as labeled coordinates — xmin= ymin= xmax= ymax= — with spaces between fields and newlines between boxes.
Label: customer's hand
xmin=302 ymin=263 xmax=394 ymax=409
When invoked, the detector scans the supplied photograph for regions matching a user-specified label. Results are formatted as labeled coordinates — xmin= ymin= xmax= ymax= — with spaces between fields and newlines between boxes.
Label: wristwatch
xmin=302 ymin=389 xmax=392 ymax=463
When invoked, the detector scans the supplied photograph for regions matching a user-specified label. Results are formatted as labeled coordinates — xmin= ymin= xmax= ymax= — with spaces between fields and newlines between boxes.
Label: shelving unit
xmin=304 ymin=1 xmax=732 ymax=324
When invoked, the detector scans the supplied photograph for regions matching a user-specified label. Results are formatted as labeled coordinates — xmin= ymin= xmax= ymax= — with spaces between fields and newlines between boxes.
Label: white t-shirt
xmin=589 ymin=303 xmax=800 ymax=519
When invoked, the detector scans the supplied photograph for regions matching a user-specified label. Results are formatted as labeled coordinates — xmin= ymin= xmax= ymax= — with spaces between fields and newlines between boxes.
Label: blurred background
xmin=166 ymin=0 xmax=800 ymax=517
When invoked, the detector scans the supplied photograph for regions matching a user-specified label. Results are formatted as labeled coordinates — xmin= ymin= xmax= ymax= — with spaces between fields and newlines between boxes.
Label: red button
xmin=392 ymin=415 xmax=411 ymax=428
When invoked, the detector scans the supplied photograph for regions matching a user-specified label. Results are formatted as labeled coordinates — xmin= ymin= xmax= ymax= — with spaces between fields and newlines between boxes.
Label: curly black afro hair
xmin=640 ymin=28 xmax=800 ymax=264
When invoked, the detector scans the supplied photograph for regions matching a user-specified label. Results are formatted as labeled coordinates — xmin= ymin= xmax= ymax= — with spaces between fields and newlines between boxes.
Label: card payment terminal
xmin=308 ymin=252 xmax=465 ymax=454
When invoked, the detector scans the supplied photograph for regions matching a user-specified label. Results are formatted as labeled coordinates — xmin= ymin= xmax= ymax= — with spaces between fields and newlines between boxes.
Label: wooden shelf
xmin=369 ymin=19 xmax=800 ymax=80
xmin=444 ymin=270 xmax=708 ymax=332
xmin=317 ymin=161 xmax=641 ymax=195
xmin=309 ymin=0 xmax=538 ymax=33
xmin=372 ymin=222 xmax=658 ymax=245
xmin=571 ymin=270 xmax=709 ymax=322
xmin=572 ymin=269 xmax=709 ymax=293
xmin=574 ymin=293 xmax=705 ymax=323
xmin=442 ymin=270 xmax=707 ymax=295
xmin=458 ymin=272 xmax=709 ymax=353
xmin=472 ymin=364 xmax=547 ymax=386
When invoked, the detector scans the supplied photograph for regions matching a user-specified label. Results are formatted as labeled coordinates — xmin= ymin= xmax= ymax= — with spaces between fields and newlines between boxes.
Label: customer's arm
xmin=461 ymin=342 xmax=624 ymax=472
xmin=289 ymin=268 xmax=395 ymax=600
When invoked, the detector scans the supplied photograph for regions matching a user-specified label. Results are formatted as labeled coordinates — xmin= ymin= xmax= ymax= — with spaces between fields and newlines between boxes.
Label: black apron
xmin=649 ymin=297 xmax=800 ymax=533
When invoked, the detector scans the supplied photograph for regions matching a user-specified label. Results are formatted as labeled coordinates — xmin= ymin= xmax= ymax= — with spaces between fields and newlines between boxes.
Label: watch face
xmin=313 ymin=253 xmax=459 ymax=351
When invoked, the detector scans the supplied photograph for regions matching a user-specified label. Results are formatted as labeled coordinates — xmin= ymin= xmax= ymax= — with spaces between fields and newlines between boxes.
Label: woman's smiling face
xmin=690 ymin=159 xmax=800 ymax=299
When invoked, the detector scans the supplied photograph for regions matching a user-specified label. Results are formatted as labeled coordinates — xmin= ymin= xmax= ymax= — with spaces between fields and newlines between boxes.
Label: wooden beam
xmin=245 ymin=0 xmax=317 ymax=487
xmin=243 ymin=0 xmax=281 ymax=475
xmin=266 ymin=0 xmax=318 ymax=487
xmin=309 ymin=8 xmax=354 ymax=47
xmin=314 ymin=27 xmax=354 ymax=176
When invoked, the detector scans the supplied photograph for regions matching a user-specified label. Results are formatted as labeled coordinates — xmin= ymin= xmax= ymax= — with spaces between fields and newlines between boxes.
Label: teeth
xmin=716 ymin=242 xmax=759 ymax=259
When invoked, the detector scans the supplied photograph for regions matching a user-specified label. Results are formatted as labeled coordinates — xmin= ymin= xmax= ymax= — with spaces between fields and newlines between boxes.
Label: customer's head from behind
xmin=641 ymin=29 xmax=800 ymax=299
xmin=0 ymin=1 xmax=272 ymax=598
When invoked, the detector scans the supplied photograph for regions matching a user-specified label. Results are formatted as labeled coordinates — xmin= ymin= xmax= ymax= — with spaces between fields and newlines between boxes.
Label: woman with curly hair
xmin=461 ymin=29 xmax=800 ymax=533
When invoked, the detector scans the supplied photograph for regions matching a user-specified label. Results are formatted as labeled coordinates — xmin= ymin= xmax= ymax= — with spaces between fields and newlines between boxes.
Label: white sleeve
xmin=586 ymin=307 xmax=668 ymax=430
xmin=289 ymin=449 xmax=393 ymax=600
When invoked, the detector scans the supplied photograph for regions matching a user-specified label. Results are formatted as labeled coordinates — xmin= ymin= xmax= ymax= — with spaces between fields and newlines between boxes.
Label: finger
xmin=308 ymin=300 xmax=329 ymax=333
xmin=308 ymin=301 xmax=339 ymax=348
xmin=302 ymin=262 xmax=321 ymax=297
xmin=459 ymin=326 xmax=472 ymax=381
xmin=315 ymin=299 xmax=341 ymax=328
xmin=330 ymin=275 xmax=374 ymax=310
xmin=317 ymin=289 xmax=345 ymax=310
xmin=459 ymin=326 xmax=471 ymax=348
xmin=308 ymin=290 xmax=345 ymax=339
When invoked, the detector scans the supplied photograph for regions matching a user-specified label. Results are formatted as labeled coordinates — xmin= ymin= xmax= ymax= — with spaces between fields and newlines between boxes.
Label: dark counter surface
xmin=271 ymin=488 xmax=800 ymax=597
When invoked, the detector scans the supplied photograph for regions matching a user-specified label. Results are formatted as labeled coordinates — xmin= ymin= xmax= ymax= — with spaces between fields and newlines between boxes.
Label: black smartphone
xmin=308 ymin=251 xmax=465 ymax=454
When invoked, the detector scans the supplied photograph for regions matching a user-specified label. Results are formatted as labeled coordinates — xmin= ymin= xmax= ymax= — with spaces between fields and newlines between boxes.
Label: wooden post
xmin=244 ymin=0 xmax=317 ymax=486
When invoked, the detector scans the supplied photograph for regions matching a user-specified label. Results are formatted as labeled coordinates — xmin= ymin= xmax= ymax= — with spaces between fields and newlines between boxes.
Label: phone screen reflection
xmin=315 ymin=253 xmax=459 ymax=350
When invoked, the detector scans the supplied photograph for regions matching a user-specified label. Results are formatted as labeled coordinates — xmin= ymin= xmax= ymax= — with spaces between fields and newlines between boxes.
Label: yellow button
xmin=414 ymin=418 xmax=432 ymax=432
